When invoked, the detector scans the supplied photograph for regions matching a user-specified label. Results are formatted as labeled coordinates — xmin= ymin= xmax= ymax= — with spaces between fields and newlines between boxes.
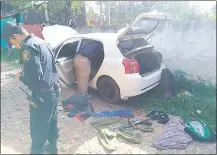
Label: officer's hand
xmin=15 ymin=72 xmax=22 ymax=81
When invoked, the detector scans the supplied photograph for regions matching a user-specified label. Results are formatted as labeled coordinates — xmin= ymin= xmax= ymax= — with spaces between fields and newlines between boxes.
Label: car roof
xmin=78 ymin=33 xmax=118 ymax=42
xmin=54 ymin=33 xmax=119 ymax=52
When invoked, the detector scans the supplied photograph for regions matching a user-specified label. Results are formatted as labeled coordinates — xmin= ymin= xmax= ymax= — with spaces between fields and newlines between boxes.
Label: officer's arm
xmin=21 ymin=47 xmax=45 ymax=90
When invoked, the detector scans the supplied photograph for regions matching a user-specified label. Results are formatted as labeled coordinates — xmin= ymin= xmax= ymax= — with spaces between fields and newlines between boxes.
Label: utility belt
xmin=30 ymin=82 xmax=60 ymax=108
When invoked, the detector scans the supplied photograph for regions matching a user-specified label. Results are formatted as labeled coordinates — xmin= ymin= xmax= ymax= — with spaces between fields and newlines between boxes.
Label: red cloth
xmin=64 ymin=104 xmax=73 ymax=109
xmin=22 ymin=24 xmax=44 ymax=39
xmin=76 ymin=115 xmax=85 ymax=121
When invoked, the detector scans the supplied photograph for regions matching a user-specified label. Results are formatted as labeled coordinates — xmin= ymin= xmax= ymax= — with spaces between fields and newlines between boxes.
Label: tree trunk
xmin=64 ymin=0 xmax=72 ymax=26
xmin=75 ymin=1 xmax=87 ymax=26
xmin=108 ymin=1 xmax=110 ymax=25
xmin=58 ymin=13 xmax=64 ymax=25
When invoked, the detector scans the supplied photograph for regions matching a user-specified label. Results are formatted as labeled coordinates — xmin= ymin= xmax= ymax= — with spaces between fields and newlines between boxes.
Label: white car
xmin=42 ymin=12 xmax=173 ymax=104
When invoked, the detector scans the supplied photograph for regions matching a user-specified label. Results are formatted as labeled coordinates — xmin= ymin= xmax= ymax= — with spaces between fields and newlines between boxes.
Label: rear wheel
xmin=97 ymin=76 xmax=121 ymax=104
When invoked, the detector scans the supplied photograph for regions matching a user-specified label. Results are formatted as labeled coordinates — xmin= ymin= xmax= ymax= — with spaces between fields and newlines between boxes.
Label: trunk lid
xmin=42 ymin=24 xmax=78 ymax=49
xmin=117 ymin=12 xmax=173 ymax=76
xmin=117 ymin=11 xmax=173 ymax=42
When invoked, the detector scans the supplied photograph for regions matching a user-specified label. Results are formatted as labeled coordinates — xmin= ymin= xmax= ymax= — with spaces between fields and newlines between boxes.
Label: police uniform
xmin=21 ymin=34 xmax=60 ymax=154
xmin=2 ymin=22 xmax=60 ymax=154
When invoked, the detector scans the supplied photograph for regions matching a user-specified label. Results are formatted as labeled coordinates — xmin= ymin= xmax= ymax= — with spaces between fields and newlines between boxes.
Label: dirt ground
xmin=1 ymin=62 xmax=216 ymax=154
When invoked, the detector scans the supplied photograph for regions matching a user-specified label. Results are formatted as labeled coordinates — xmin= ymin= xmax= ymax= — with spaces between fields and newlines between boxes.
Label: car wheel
xmin=97 ymin=76 xmax=121 ymax=104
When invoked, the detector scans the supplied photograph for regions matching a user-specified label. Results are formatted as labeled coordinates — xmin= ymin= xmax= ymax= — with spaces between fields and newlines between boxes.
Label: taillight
xmin=122 ymin=59 xmax=139 ymax=74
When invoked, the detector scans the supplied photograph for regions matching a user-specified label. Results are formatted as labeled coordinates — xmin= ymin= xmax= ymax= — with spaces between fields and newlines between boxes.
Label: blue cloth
xmin=78 ymin=40 xmax=103 ymax=61
xmin=1 ymin=18 xmax=16 ymax=48
xmin=95 ymin=109 xmax=133 ymax=117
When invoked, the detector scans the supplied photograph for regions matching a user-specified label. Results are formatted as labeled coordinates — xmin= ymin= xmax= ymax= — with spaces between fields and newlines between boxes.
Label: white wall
xmin=148 ymin=20 xmax=216 ymax=84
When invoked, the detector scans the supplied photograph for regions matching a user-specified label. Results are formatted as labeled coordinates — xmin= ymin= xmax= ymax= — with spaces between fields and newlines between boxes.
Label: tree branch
xmin=58 ymin=13 xmax=64 ymax=25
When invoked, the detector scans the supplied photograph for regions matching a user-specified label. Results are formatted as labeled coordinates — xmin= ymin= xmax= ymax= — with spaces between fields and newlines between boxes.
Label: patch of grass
xmin=125 ymin=70 xmax=216 ymax=131
xmin=1 ymin=48 xmax=20 ymax=68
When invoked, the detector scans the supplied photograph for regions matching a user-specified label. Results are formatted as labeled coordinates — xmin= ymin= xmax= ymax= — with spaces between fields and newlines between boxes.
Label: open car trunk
xmin=117 ymin=12 xmax=173 ymax=76
xmin=118 ymin=38 xmax=161 ymax=76
xmin=135 ymin=50 xmax=161 ymax=76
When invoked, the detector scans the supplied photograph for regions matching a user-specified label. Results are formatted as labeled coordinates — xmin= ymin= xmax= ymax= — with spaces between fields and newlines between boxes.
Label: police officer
xmin=2 ymin=21 xmax=60 ymax=154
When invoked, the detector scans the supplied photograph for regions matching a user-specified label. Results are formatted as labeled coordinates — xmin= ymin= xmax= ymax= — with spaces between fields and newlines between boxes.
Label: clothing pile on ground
xmin=61 ymin=95 xmax=95 ymax=120
xmin=61 ymin=95 xmax=134 ymax=121
xmin=151 ymin=117 xmax=193 ymax=150
xmin=60 ymin=95 xmax=216 ymax=152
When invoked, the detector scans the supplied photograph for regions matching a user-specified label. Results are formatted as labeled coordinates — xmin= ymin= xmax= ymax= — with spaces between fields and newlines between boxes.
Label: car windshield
xmin=126 ymin=19 xmax=159 ymax=36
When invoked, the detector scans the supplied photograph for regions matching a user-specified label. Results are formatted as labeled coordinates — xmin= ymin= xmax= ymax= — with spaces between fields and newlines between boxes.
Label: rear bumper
xmin=118 ymin=63 xmax=165 ymax=99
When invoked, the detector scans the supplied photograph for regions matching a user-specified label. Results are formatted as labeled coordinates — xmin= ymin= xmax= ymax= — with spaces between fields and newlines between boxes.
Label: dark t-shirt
xmin=78 ymin=41 xmax=103 ymax=61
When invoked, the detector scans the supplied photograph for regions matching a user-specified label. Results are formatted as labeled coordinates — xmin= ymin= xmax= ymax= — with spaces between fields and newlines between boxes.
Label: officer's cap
xmin=1 ymin=21 xmax=17 ymax=46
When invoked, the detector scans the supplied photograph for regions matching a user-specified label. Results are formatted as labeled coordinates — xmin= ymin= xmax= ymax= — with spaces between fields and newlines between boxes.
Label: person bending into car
xmin=74 ymin=40 xmax=102 ymax=96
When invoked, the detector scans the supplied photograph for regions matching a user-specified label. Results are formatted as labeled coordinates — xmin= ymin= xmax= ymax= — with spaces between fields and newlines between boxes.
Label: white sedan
xmin=42 ymin=12 xmax=172 ymax=104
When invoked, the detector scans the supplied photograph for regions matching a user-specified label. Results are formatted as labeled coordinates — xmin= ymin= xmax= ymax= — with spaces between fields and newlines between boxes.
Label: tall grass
xmin=124 ymin=70 xmax=216 ymax=131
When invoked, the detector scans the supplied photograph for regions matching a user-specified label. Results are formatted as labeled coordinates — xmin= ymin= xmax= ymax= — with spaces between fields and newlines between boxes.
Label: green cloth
xmin=92 ymin=117 xmax=154 ymax=151
xmin=98 ymin=128 xmax=142 ymax=151
xmin=91 ymin=117 xmax=123 ymax=130
xmin=98 ymin=129 xmax=117 ymax=151
xmin=91 ymin=117 xmax=154 ymax=132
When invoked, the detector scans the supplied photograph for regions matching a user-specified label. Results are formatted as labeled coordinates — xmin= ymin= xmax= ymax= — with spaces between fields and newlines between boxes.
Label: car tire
xmin=97 ymin=76 xmax=121 ymax=104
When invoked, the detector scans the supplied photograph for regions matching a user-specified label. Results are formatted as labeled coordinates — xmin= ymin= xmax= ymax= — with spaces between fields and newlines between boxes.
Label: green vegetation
xmin=1 ymin=49 xmax=20 ymax=68
xmin=95 ymin=1 xmax=216 ymax=25
xmin=124 ymin=71 xmax=216 ymax=131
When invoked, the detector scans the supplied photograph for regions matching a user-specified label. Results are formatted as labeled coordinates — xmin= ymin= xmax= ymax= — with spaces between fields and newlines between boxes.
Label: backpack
xmin=184 ymin=120 xmax=216 ymax=142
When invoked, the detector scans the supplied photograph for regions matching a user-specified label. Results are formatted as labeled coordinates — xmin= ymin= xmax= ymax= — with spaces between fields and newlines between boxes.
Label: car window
xmin=79 ymin=39 xmax=96 ymax=49
xmin=77 ymin=38 xmax=104 ymax=62
xmin=56 ymin=40 xmax=79 ymax=60
xmin=78 ymin=39 xmax=103 ymax=53
xmin=126 ymin=19 xmax=159 ymax=36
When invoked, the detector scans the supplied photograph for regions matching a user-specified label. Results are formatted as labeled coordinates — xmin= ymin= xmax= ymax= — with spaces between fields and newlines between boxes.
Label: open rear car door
xmin=42 ymin=25 xmax=79 ymax=85
xmin=54 ymin=38 xmax=80 ymax=85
